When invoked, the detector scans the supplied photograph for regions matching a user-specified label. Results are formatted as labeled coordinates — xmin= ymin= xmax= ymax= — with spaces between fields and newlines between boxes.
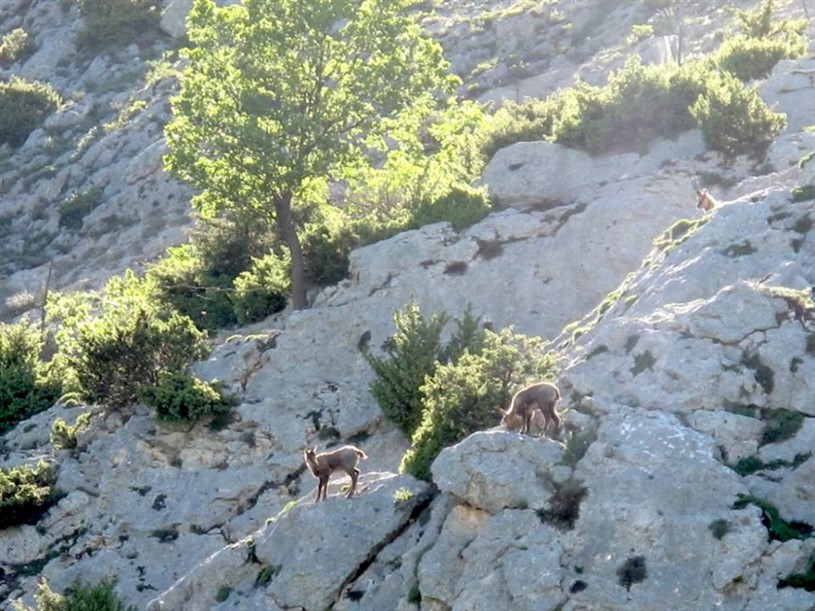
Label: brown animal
xmin=693 ymin=179 xmax=719 ymax=212
xmin=304 ymin=445 xmax=368 ymax=502
xmin=500 ymin=381 xmax=561 ymax=437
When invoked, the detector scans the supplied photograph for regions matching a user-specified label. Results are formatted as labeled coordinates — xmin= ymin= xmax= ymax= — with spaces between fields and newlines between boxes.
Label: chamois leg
xmin=346 ymin=467 xmax=360 ymax=498
xmin=317 ymin=475 xmax=329 ymax=502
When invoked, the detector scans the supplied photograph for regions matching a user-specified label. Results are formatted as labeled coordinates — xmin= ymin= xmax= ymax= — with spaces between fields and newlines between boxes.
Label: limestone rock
xmin=431 ymin=430 xmax=568 ymax=514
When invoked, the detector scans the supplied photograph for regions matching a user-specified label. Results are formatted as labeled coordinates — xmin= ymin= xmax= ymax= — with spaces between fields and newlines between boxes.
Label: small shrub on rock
xmin=0 ymin=461 xmax=58 ymax=530
xmin=0 ymin=76 xmax=61 ymax=148
xmin=139 ymin=371 xmax=236 ymax=428
xmin=0 ymin=28 xmax=36 ymax=68
xmin=50 ymin=412 xmax=92 ymax=450
xmin=11 ymin=576 xmax=136 ymax=611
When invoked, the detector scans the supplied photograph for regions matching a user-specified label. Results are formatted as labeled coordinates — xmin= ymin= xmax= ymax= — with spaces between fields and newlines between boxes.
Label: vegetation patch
xmin=58 ymin=187 xmax=105 ymax=231
xmin=50 ymin=413 xmax=92 ymax=450
xmin=617 ymin=555 xmax=648 ymax=591
xmin=708 ymin=519 xmax=732 ymax=540
xmin=560 ymin=425 xmax=598 ymax=468
xmin=139 ymin=372 xmax=237 ymax=429
xmin=652 ymin=217 xmax=709 ymax=255
xmin=721 ymin=240 xmax=757 ymax=258
xmin=630 ymin=350 xmax=656 ymax=376
xmin=0 ymin=317 xmax=63 ymax=435
xmin=733 ymin=493 xmax=813 ymax=542
xmin=790 ymin=185 xmax=815 ymax=203
xmin=731 ymin=452 xmax=811 ymax=476
xmin=536 ymin=479 xmax=587 ymax=531
xmin=10 ymin=576 xmax=136 ymax=611
xmin=740 ymin=352 xmax=774 ymax=395
xmin=256 ymin=564 xmax=281 ymax=587
xmin=0 ymin=76 xmax=61 ymax=148
xmin=760 ymin=408 xmax=804 ymax=446
xmin=778 ymin=550 xmax=815 ymax=592
xmin=0 ymin=461 xmax=58 ymax=530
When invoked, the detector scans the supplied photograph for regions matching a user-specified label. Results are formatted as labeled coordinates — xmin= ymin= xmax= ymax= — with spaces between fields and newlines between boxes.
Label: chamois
xmin=500 ymin=381 xmax=561 ymax=437
xmin=304 ymin=445 xmax=368 ymax=502
xmin=693 ymin=179 xmax=719 ymax=212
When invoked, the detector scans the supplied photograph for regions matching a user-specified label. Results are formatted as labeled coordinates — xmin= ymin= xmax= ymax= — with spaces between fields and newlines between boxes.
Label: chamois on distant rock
xmin=304 ymin=445 xmax=368 ymax=502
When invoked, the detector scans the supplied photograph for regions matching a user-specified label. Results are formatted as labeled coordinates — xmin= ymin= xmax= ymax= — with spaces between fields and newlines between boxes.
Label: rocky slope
xmin=1 ymin=0 xmax=814 ymax=610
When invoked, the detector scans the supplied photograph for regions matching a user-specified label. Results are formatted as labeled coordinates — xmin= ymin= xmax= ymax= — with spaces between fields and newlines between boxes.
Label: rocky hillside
xmin=1 ymin=0 xmax=814 ymax=610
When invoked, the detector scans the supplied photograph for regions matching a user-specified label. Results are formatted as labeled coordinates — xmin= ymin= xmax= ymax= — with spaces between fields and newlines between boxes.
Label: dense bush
xmin=401 ymin=328 xmax=556 ymax=481
xmin=0 ymin=28 xmax=35 ymax=68
xmin=148 ymin=214 xmax=275 ymax=331
xmin=479 ymin=42 xmax=792 ymax=160
xmin=410 ymin=184 xmax=492 ymax=230
xmin=0 ymin=76 xmax=61 ymax=147
xmin=139 ymin=371 xmax=236 ymax=428
xmin=716 ymin=35 xmax=805 ymax=81
xmin=62 ymin=273 xmax=209 ymax=408
xmin=0 ymin=318 xmax=62 ymax=436
xmin=0 ymin=461 xmax=58 ymax=530
xmin=690 ymin=71 xmax=785 ymax=158
xmin=232 ymin=252 xmax=289 ymax=324
xmin=365 ymin=303 xmax=489 ymax=439
xmin=365 ymin=301 xmax=449 ymax=437
xmin=11 ymin=576 xmax=136 ymax=611
xmin=75 ymin=0 xmax=162 ymax=51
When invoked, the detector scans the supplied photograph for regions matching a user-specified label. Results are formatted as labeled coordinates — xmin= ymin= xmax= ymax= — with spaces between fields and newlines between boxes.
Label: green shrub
xmin=0 ymin=76 xmax=61 ymax=147
xmin=0 ymin=318 xmax=62 ymax=436
xmin=301 ymin=221 xmax=360 ymax=287
xmin=411 ymin=184 xmax=492 ymax=230
xmin=58 ymin=187 xmax=104 ymax=231
xmin=365 ymin=301 xmax=449 ymax=438
xmin=716 ymin=35 xmax=805 ymax=81
xmin=11 ymin=576 xmax=136 ymax=611
xmin=139 ymin=371 xmax=236 ymax=428
xmin=690 ymin=71 xmax=785 ymax=158
xmin=232 ymin=252 xmax=289 ymax=324
xmin=0 ymin=461 xmax=58 ymax=530
xmin=63 ymin=272 xmax=209 ymax=408
xmin=148 ymin=214 xmax=275 ymax=331
xmin=735 ymin=0 xmax=807 ymax=40
xmin=75 ymin=0 xmax=162 ymax=52
xmin=0 ymin=28 xmax=36 ymax=68
xmin=480 ymin=53 xmax=786 ymax=159
xmin=400 ymin=328 xmax=555 ymax=481
xmin=50 ymin=412 xmax=92 ymax=450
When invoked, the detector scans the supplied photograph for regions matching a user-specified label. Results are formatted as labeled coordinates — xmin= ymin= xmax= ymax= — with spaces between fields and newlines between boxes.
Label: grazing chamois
xmin=500 ymin=381 xmax=561 ymax=437
xmin=304 ymin=445 xmax=368 ymax=502
xmin=693 ymin=179 xmax=719 ymax=212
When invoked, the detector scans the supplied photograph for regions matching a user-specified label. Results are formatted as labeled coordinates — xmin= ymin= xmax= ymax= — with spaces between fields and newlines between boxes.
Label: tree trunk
xmin=274 ymin=190 xmax=308 ymax=310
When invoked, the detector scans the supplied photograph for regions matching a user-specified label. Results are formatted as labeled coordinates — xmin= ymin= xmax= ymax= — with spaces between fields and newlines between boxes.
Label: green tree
xmin=165 ymin=0 xmax=457 ymax=309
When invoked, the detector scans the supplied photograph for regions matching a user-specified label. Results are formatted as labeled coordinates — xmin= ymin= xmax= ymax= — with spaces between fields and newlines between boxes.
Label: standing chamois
xmin=500 ymin=381 xmax=561 ymax=437
xmin=304 ymin=445 xmax=368 ymax=502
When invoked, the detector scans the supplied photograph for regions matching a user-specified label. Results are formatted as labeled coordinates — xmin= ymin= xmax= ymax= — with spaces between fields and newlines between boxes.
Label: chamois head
xmin=692 ymin=179 xmax=718 ymax=212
